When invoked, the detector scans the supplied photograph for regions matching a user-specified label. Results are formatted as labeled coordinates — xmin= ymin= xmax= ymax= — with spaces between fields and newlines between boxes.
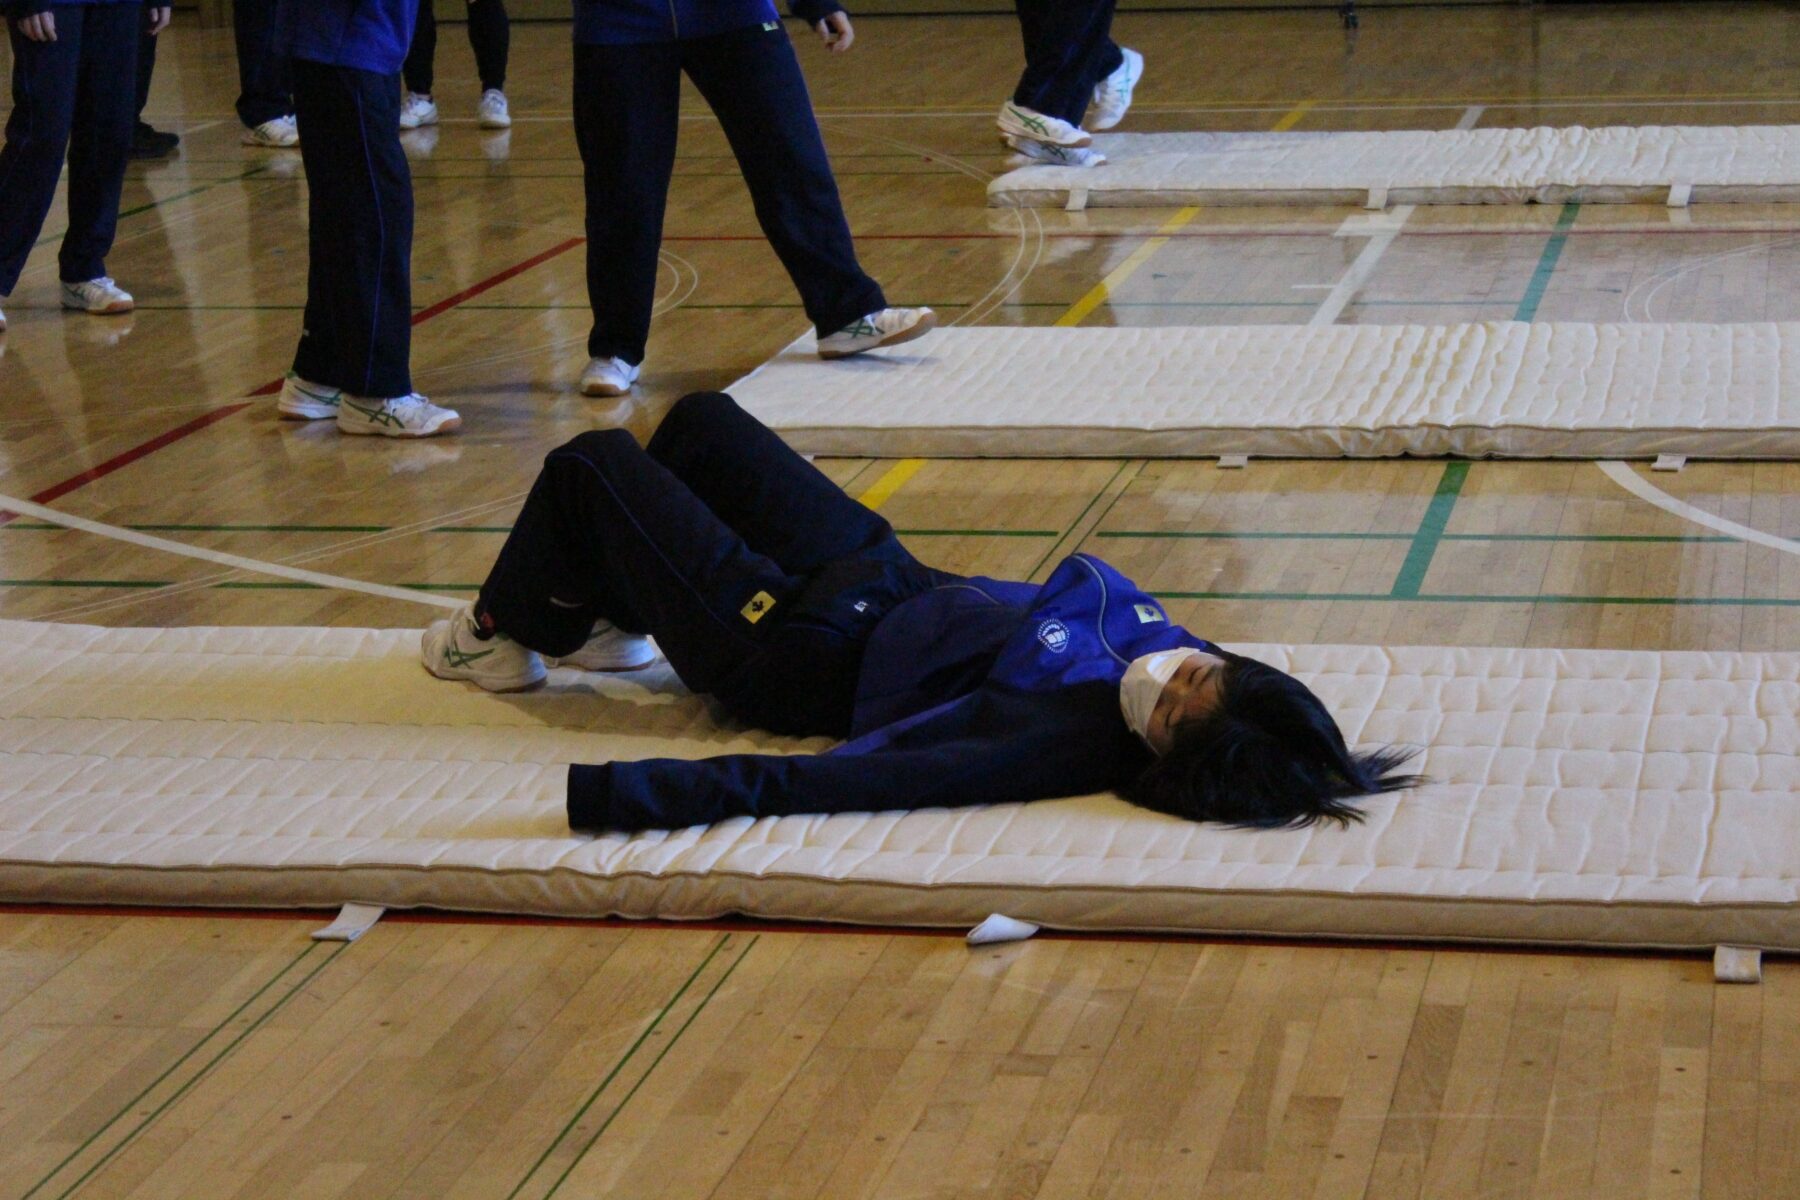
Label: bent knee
xmin=649 ymin=391 xmax=737 ymax=453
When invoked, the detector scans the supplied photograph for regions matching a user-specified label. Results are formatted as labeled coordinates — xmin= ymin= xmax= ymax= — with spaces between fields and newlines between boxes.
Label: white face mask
xmin=1119 ymin=648 xmax=1201 ymax=746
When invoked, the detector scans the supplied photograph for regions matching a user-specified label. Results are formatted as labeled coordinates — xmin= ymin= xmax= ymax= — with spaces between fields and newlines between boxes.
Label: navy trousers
xmin=290 ymin=59 xmax=413 ymax=397
xmin=1011 ymin=0 xmax=1123 ymax=127
xmin=0 ymin=4 xmax=139 ymax=295
xmin=233 ymin=0 xmax=294 ymax=128
xmin=572 ymin=23 xmax=885 ymax=366
xmin=478 ymin=393 xmax=945 ymax=737
xmin=405 ymin=0 xmax=509 ymax=95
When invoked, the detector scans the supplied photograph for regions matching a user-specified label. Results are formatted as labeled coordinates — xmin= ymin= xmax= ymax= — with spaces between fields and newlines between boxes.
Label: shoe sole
xmin=817 ymin=310 xmax=938 ymax=361
xmin=62 ymin=299 xmax=133 ymax=315
xmin=581 ymin=378 xmax=635 ymax=397
xmin=278 ymin=402 xmax=339 ymax=421
xmin=423 ymin=660 xmax=547 ymax=692
xmin=548 ymin=653 xmax=658 ymax=672
xmin=479 ymin=117 xmax=513 ymax=129
xmin=997 ymin=112 xmax=1091 ymax=149
xmin=337 ymin=414 xmax=463 ymax=438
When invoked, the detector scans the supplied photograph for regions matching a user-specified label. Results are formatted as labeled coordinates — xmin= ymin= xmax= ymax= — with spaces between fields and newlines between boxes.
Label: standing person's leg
xmin=681 ymin=26 xmax=887 ymax=343
xmin=647 ymin=392 xmax=908 ymax=576
xmin=572 ymin=41 xmax=679 ymax=383
xmin=0 ymin=14 xmax=82 ymax=306
xmin=235 ymin=0 xmax=296 ymax=141
xmin=130 ymin=15 xmax=179 ymax=158
xmin=402 ymin=0 xmax=437 ymax=98
xmin=59 ymin=2 xmax=139 ymax=303
xmin=467 ymin=0 xmax=508 ymax=93
xmin=1012 ymin=0 xmax=1119 ymax=125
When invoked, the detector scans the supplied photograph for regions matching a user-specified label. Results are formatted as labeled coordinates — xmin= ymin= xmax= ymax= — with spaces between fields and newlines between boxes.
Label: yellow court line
xmin=856 ymin=458 xmax=926 ymax=511
xmin=1054 ymin=205 xmax=1203 ymax=328
xmin=1270 ymin=99 xmax=1315 ymax=132
xmin=809 ymin=90 xmax=1800 ymax=114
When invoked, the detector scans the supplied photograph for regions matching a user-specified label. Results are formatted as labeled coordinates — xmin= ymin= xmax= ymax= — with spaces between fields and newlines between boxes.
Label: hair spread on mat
xmin=1124 ymin=654 xmax=1421 ymax=829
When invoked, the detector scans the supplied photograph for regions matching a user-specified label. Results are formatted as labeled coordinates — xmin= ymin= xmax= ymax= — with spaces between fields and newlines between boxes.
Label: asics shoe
xmin=242 ymin=116 xmax=299 ymax=148
xmin=816 ymin=307 xmax=937 ymax=359
xmin=581 ymin=356 xmax=639 ymax=397
xmin=399 ymin=92 xmax=439 ymax=130
xmin=548 ymin=620 xmax=660 ymax=672
xmin=1003 ymin=135 xmax=1107 ymax=168
xmin=422 ymin=604 xmax=546 ymax=692
xmin=337 ymin=393 xmax=462 ymax=438
xmin=477 ymin=89 xmax=512 ymax=129
xmin=996 ymin=101 xmax=1091 ymax=148
xmin=60 ymin=277 xmax=134 ymax=314
xmin=277 ymin=372 xmax=342 ymax=420
xmin=1090 ymin=47 xmax=1143 ymax=131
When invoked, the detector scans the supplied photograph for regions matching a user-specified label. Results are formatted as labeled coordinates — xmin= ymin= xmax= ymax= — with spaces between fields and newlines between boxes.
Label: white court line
xmin=1455 ymin=105 xmax=1487 ymax=131
xmin=0 ymin=494 xmax=465 ymax=609
xmin=1309 ymin=205 xmax=1416 ymax=326
xmin=1596 ymin=462 xmax=1800 ymax=556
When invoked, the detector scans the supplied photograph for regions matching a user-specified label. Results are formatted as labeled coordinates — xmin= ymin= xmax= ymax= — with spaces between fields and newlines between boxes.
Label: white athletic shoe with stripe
xmin=60 ymin=277 xmax=133 ymax=314
xmin=422 ymin=605 xmax=546 ymax=692
xmin=996 ymin=101 xmax=1091 ymax=148
xmin=242 ymin=116 xmax=299 ymax=148
xmin=548 ymin=620 xmax=660 ymax=672
xmin=816 ymin=307 xmax=937 ymax=360
xmin=399 ymin=92 xmax=439 ymax=130
xmin=336 ymin=392 xmax=462 ymax=438
xmin=477 ymin=89 xmax=512 ymax=129
xmin=277 ymin=372 xmax=342 ymax=420
xmin=1003 ymin=134 xmax=1107 ymax=168
xmin=1090 ymin=47 xmax=1143 ymax=131
xmin=581 ymin=356 xmax=639 ymax=397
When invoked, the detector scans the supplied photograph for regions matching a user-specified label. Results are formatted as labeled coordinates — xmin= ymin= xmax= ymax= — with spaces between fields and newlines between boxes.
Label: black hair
xmin=1123 ymin=653 xmax=1421 ymax=829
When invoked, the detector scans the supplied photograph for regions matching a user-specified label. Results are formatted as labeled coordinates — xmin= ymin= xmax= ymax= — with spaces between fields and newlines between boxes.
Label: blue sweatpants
xmin=572 ymin=22 xmax=885 ymax=366
xmin=476 ymin=393 xmax=949 ymax=737
xmin=1011 ymin=0 xmax=1124 ymax=128
xmin=0 ymin=3 xmax=140 ymax=295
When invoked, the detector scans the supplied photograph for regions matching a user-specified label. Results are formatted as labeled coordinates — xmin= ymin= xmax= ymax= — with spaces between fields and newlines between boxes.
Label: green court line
xmin=27 ymin=941 xmax=344 ymax=1200
xmin=1514 ymin=202 xmax=1580 ymax=322
xmin=897 ymin=528 xmax=1059 ymax=537
xmin=33 ymin=165 xmax=270 ymax=249
xmin=505 ymin=936 xmax=733 ymax=1200
xmin=1390 ymin=462 xmax=1470 ymax=598
xmin=1027 ymin=461 xmax=1131 ymax=581
xmin=1096 ymin=530 xmax=1736 ymax=544
xmin=542 ymin=936 xmax=758 ymax=1200
xmin=1154 ymin=590 xmax=1799 ymax=607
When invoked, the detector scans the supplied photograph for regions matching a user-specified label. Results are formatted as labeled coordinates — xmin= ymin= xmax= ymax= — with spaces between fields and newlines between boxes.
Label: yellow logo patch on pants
xmin=741 ymin=591 xmax=777 ymax=623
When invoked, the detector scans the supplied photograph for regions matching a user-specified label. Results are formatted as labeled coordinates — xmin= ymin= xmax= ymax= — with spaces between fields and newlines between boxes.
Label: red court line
xmin=669 ymin=226 xmax=1800 ymax=242
xmin=2 ymin=236 xmax=587 ymax=521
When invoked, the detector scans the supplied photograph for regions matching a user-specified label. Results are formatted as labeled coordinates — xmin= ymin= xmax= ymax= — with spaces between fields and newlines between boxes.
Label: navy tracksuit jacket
xmin=568 ymin=553 xmax=1218 ymax=831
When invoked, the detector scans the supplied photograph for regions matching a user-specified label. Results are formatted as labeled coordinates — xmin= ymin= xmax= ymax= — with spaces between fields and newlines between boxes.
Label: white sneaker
xmin=996 ymin=101 xmax=1091 ymax=148
xmin=548 ymin=620 xmax=659 ymax=672
xmin=1003 ymin=134 xmax=1107 ymax=168
xmin=580 ymin=356 xmax=639 ymax=397
xmin=422 ymin=604 xmax=546 ymax=692
xmin=242 ymin=116 xmax=299 ymax=148
xmin=337 ymin=392 xmax=462 ymax=438
xmin=1090 ymin=47 xmax=1143 ymax=131
xmin=60 ymin=277 xmax=133 ymax=314
xmin=816 ymin=307 xmax=937 ymax=360
xmin=399 ymin=92 xmax=439 ymax=130
xmin=0 ymin=302 xmax=7 ymax=333
xmin=277 ymin=372 xmax=343 ymax=420
xmin=477 ymin=89 xmax=512 ymax=129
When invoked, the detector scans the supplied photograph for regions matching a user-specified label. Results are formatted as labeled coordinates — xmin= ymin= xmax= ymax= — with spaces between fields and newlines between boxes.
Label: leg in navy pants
xmin=233 ymin=0 xmax=294 ymax=128
xmin=477 ymin=393 xmax=932 ymax=736
xmin=571 ymin=23 xmax=885 ymax=367
xmin=289 ymin=59 xmax=413 ymax=397
xmin=1010 ymin=0 xmax=1123 ymax=127
xmin=405 ymin=0 xmax=510 ymax=95
xmin=0 ymin=4 xmax=139 ymax=296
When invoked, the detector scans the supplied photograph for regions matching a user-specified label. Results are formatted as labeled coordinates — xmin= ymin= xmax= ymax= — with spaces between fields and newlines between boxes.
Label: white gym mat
xmin=988 ymin=125 xmax=1800 ymax=209
xmin=4 ymin=620 xmax=1796 ymax=950
xmin=725 ymin=322 xmax=1800 ymax=459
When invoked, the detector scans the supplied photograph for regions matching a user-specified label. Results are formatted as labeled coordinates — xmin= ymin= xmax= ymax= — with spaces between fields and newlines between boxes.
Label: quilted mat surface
xmin=3 ymin=621 xmax=1796 ymax=949
xmin=988 ymin=125 xmax=1800 ymax=208
xmin=726 ymin=322 xmax=1800 ymax=459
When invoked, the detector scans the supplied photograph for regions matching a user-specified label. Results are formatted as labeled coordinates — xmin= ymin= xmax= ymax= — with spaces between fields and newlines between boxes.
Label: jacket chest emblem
xmin=1036 ymin=619 xmax=1070 ymax=653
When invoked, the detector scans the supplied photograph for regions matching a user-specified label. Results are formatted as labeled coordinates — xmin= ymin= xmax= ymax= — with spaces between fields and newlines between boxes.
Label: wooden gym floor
xmin=3 ymin=3 xmax=1798 ymax=1196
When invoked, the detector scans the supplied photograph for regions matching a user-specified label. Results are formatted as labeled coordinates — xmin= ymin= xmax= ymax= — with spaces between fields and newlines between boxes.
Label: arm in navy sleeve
xmin=568 ymin=687 xmax=1140 ymax=832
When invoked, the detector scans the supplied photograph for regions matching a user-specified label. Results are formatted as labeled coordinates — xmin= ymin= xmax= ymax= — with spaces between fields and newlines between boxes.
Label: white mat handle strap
xmin=312 ymin=903 xmax=386 ymax=943
xmin=1714 ymin=945 xmax=1761 ymax=984
xmin=1667 ymin=182 xmax=1693 ymax=208
xmin=1065 ymin=186 xmax=1090 ymax=212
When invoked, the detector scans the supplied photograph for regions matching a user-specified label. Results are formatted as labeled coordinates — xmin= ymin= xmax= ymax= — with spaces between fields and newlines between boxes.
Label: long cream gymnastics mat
xmin=3 ymin=620 xmax=1796 ymax=950
xmin=726 ymin=322 xmax=1800 ymax=459
xmin=988 ymin=125 xmax=1800 ymax=209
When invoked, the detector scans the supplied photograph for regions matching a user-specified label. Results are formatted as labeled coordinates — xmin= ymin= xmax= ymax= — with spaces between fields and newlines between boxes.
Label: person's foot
xmin=580 ymin=356 xmax=639 ymax=397
xmin=60 ymin=277 xmax=134 ymax=315
xmin=0 ymin=302 xmax=7 ymax=333
xmin=816 ymin=307 xmax=937 ymax=360
xmin=421 ymin=604 xmax=546 ymax=692
xmin=242 ymin=116 xmax=299 ymax=148
xmin=996 ymin=101 xmax=1091 ymax=148
xmin=548 ymin=620 xmax=660 ymax=672
xmin=129 ymin=121 xmax=181 ymax=160
xmin=477 ymin=89 xmax=512 ymax=129
xmin=1089 ymin=47 xmax=1143 ymax=131
xmin=336 ymin=393 xmax=462 ymax=438
xmin=399 ymin=92 xmax=439 ymax=130
xmin=277 ymin=372 xmax=343 ymax=421
xmin=1003 ymin=134 xmax=1107 ymax=168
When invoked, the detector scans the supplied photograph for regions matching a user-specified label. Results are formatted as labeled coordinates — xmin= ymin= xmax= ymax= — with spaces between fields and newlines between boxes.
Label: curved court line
xmin=1596 ymin=462 xmax=1799 ymax=556
xmin=0 ymin=492 xmax=467 ymax=611
xmin=1623 ymin=233 xmax=1800 ymax=322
